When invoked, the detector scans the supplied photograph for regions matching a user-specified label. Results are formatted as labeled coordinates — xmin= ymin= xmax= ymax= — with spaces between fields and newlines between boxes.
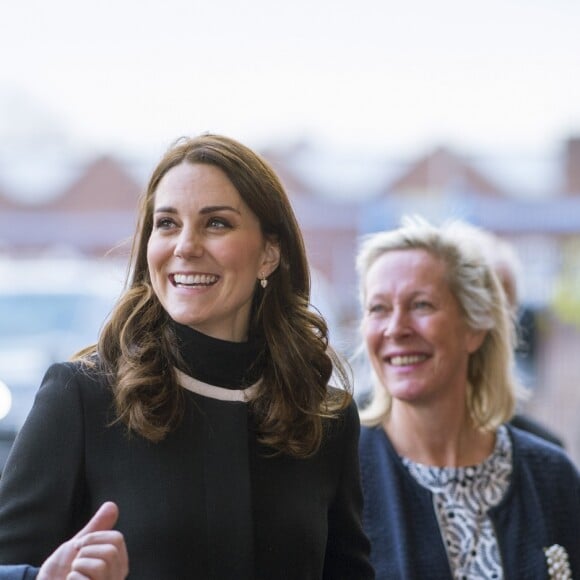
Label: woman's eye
xmin=207 ymin=216 xmax=231 ymax=229
xmin=413 ymin=300 xmax=432 ymax=310
xmin=154 ymin=217 xmax=176 ymax=230
xmin=368 ymin=304 xmax=387 ymax=315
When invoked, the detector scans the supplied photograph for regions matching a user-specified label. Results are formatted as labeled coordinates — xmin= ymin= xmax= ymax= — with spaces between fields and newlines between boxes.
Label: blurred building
xmin=1 ymin=137 xmax=580 ymax=464
xmin=0 ymin=155 xmax=140 ymax=259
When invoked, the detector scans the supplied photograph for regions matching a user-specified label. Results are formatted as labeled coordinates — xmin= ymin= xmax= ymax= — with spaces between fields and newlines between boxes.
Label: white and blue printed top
xmin=402 ymin=425 xmax=512 ymax=580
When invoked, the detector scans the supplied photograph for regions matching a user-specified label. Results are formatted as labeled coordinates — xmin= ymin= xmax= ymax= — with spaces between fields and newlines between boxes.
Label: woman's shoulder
xmin=320 ymin=388 xmax=361 ymax=442
xmin=324 ymin=386 xmax=355 ymax=417
xmin=39 ymin=357 xmax=112 ymax=400
xmin=358 ymin=424 xmax=400 ymax=473
xmin=358 ymin=422 xmax=386 ymax=447
xmin=13 ymin=358 xmax=114 ymax=448
xmin=508 ymin=423 xmax=579 ymax=482
xmin=509 ymin=422 xmax=570 ymax=457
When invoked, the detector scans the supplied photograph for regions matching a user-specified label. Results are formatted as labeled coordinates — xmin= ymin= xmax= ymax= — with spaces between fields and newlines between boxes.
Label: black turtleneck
xmin=172 ymin=321 xmax=266 ymax=389
xmin=169 ymin=321 xmax=267 ymax=577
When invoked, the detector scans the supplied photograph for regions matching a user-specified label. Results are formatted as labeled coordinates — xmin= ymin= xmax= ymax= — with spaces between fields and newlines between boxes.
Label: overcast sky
xmin=1 ymin=0 xmax=579 ymax=162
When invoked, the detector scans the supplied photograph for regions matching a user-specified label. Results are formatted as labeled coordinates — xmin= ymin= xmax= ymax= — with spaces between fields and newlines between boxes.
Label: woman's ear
xmin=466 ymin=329 xmax=487 ymax=354
xmin=261 ymin=237 xmax=281 ymax=277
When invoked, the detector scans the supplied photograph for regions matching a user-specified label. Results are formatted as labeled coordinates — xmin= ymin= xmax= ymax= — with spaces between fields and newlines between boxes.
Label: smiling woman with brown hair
xmin=0 ymin=134 xmax=373 ymax=579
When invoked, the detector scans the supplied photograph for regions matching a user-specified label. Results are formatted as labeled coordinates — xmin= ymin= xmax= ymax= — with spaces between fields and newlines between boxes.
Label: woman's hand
xmin=37 ymin=501 xmax=129 ymax=580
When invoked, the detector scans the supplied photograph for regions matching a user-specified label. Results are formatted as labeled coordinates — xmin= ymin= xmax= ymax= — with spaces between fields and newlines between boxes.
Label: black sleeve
xmin=0 ymin=363 xmax=87 ymax=566
xmin=323 ymin=399 xmax=375 ymax=579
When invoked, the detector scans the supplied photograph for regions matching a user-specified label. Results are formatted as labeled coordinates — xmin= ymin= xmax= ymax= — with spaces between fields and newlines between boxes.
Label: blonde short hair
xmin=356 ymin=216 xmax=520 ymax=430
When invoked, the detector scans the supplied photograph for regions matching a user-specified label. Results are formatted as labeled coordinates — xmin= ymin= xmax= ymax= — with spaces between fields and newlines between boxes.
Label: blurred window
xmin=0 ymin=293 xmax=107 ymax=338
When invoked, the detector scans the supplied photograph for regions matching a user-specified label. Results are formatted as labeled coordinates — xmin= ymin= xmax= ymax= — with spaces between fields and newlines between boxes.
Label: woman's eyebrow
xmin=153 ymin=205 xmax=177 ymax=214
xmin=199 ymin=205 xmax=241 ymax=215
xmin=153 ymin=205 xmax=241 ymax=215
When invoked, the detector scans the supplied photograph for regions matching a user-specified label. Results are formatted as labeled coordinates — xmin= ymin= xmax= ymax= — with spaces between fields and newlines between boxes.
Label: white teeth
xmin=173 ymin=274 xmax=218 ymax=286
xmin=390 ymin=354 xmax=428 ymax=366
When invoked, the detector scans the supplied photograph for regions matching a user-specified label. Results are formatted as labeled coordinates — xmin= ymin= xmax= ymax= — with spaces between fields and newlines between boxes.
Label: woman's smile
xmin=147 ymin=162 xmax=280 ymax=342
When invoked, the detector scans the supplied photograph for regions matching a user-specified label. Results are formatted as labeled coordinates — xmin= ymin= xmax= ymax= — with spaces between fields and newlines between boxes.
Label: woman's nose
xmin=383 ymin=309 xmax=410 ymax=339
xmin=174 ymin=229 xmax=203 ymax=259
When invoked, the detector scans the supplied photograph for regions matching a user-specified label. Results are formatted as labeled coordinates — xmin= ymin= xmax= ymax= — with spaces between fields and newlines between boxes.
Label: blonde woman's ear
xmin=467 ymin=329 xmax=487 ymax=354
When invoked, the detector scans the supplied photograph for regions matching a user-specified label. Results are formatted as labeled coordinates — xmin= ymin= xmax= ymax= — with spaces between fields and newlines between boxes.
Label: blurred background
xmin=1 ymin=0 xmax=580 ymax=467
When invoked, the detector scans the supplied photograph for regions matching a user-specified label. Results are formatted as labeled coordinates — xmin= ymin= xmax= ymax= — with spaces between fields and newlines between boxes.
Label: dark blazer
xmin=0 ymin=566 xmax=37 ymax=580
xmin=0 ymin=362 xmax=374 ymax=580
xmin=359 ymin=423 xmax=580 ymax=579
xmin=510 ymin=413 xmax=564 ymax=447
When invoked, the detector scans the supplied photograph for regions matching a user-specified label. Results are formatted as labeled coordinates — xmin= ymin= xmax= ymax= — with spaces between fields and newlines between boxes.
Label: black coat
xmin=0 ymin=362 xmax=373 ymax=579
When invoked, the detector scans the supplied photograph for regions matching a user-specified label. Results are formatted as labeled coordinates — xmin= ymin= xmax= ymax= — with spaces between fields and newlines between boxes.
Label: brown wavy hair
xmin=76 ymin=134 xmax=351 ymax=457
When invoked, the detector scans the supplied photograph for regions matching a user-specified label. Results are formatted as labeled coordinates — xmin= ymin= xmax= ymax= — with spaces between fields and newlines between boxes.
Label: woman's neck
xmin=384 ymin=401 xmax=495 ymax=467
xmin=172 ymin=321 xmax=265 ymax=389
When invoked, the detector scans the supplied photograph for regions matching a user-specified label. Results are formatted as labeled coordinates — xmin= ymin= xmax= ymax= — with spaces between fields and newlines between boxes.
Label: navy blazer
xmin=360 ymin=423 xmax=580 ymax=579
xmin=0 ymin=566 xmax=37 ymax=579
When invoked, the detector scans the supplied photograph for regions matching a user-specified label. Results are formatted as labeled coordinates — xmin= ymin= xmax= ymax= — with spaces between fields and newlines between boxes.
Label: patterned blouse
xmin=402 ymin=425 xmax=512 ymax=579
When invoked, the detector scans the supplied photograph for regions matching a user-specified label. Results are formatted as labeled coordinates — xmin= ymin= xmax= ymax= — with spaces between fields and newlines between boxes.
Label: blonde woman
xmin=356 ymin=217 xmax=579 ymax=579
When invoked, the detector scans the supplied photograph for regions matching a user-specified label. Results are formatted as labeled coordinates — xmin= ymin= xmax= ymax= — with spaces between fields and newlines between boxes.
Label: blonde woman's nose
xmin=383 ymin=308 xmax=411 ymax=339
